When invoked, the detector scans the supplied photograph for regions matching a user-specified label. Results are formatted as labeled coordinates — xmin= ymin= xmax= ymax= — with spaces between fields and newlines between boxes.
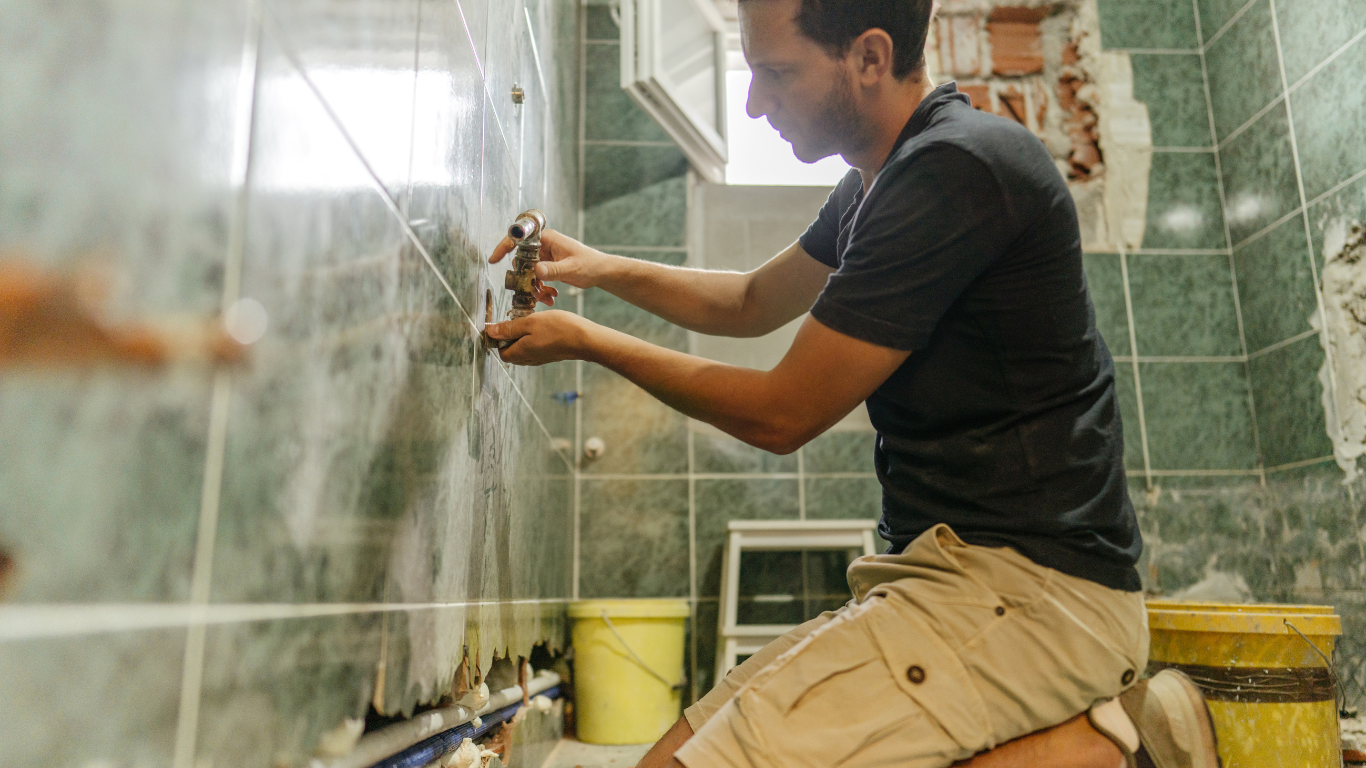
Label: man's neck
xmin=849 ymin=77 xmax=931 ymax=191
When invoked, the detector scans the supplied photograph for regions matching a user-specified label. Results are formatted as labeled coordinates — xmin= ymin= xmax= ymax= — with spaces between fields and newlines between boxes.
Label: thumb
xmin=485 ymin=316 xmax=533 ymax=340
xmin=534 ymin=260 xmax=564 ymax=281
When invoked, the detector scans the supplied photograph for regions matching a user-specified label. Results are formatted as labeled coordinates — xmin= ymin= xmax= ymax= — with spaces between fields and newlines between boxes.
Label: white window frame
xmin=619 ymin=0 xmax=729 ymax=183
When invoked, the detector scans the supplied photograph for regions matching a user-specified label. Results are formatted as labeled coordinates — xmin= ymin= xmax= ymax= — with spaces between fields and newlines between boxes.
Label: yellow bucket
xmin=1146 ymin=600 xmax=1343 ymax=767
xmin=569 ymin=599 xmax=689 ymax=744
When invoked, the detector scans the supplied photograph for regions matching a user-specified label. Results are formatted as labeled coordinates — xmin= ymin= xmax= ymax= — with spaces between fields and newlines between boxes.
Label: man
xmin=487 ymin=1 xmax=1220 ymax=766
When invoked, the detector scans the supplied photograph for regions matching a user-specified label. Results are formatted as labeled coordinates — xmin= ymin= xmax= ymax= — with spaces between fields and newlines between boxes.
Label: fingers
xmin=483 ymin=316 xmax=532 ymax=341
xmin=487 ymin=236 xmax=516 ymax=264
xmin=533 ymin=279 xmax=558 ymax=306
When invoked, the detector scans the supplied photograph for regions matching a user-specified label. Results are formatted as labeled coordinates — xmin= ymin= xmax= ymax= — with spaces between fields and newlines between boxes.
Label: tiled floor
xmin=541 ymin=738 xmax=652 ymax=768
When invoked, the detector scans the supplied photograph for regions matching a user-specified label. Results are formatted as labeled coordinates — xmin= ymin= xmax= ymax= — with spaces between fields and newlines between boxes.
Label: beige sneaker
xmin=1090 ymin=669 xmax=1221 ymax=768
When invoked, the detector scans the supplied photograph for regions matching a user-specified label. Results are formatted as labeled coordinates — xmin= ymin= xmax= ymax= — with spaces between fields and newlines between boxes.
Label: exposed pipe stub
xmin=503 ymin=209 xmax=546 ymax=321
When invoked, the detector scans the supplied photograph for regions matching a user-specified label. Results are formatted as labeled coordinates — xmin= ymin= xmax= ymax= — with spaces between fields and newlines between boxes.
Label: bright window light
xmin=724 ymin=69 xmax=851 ymax=186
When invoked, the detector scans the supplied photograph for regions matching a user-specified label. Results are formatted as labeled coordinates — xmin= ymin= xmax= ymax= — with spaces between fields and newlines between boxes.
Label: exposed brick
xmin=988 ymin=15 xmax=1044 ymax=75
xmin=988 ymin=6 xmax=1051 ymax=23
xmin=1061 ymin=41 xmax=1080 ymax=66
xmin=959 ymin=83 xmax=991 ymax=111
xmin=936 ymin=14 xmax=982 ymax=77
xmin=994 ymin=84 xmax=1027 ymax=125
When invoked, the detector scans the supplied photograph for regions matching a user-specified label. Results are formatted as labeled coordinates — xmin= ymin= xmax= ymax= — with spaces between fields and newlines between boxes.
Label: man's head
xmin=739 ymin=0 xmax=934 ymax=164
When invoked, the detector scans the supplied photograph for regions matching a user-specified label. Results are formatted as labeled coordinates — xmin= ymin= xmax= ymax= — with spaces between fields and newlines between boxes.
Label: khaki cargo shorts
xmin=677 ymin=524 xmax=1148 ymax=768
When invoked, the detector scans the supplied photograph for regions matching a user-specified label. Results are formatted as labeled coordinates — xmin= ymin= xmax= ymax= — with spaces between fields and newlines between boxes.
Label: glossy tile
xmin=1289 ymin=33 xmax=1366 ymax=202
xmin=804 ymin=477 xmax=884 ymax=526
xmin=482 ymin=0 xmax=532 ymax=166
xmin=803 ymin=430 xmax=877 ymax=474
xmin=585 ymin=39 xmax=672 ymax=143
xmin=1144 ymin=152 xmax=1228 ymax=250
xmin=194 ymin=613 xmax=382 ymax=765
xmin=583 ymin=272 xmax=688 ymax=351
xmin=1249 ymin=336 xmax=1333 ymax=468
xmin=1096 ymin=0 xmax=1199 ymax=50
xmin=1273 ymin=0 xmax=1366 ymax=85
xmin=1204 ymin=0 xmax=1281 ymax=141
xmin=1130 ymin=54 xmax=1212 ymax=148
xmin=0 ymin=629 xmax=184 ymax=766
xmin=579 ymin=364 xmax=689 ymax=475
xmin=1128 ymin=254 xmax=1242 ymax=356
xmin=1083 ymin=253 xmax=1132 ymax=356
xmin=266 ymin=0 xmax=423 ymax=198
xmin=1140 ymin=362 xmax=1259 ymax=470
xmin=695 ymin=431 xmax=798 ymax=474
xmin=696 ymin=479 xmax=801 ymax=597
xmin=1114 ymin=364 xmax=1145 ymax=471
xmin=583 ymin=174 xmax=689 ymax=247
xmin=1218 ymin=103 xmax=1301 ymax=244
xmin=585 ymin=4 xmax=620 ymax=41
xmin=1197 ymin=0 xmax=1256 ymax=39
xmin=578 ymin=479 xmax=690 ymax=598
xmin=583 ymin=144 xmax=690 ymax=209
xmin=693 ymin=600 xmax=720 ymax=698
xmin=1233 ymin=217 xmax=1318 ymax=352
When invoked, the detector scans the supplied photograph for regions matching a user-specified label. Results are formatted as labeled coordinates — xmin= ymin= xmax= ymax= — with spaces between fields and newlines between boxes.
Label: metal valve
xmin=484 ymin=209 xmax=547 ymax=350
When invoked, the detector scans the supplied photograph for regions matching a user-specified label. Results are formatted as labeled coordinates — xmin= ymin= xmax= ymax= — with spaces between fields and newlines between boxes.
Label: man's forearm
xmin=593 ymin=252 xmax=759 ymax=337
xmin=582 ymin=323 xmax=807 ymax=452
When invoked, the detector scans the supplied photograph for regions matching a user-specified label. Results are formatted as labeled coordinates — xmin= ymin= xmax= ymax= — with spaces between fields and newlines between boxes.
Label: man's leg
xmin=645 ymin=712 xmax=1123 ymax=768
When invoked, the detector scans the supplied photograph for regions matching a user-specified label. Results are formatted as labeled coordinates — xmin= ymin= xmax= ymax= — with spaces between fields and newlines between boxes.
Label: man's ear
xmin=849 ymin=28 xmax=895 ymax=85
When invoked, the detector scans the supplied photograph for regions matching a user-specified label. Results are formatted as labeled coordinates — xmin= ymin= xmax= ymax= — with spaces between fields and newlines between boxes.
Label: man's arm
xmin=488 ymin=231 xmax=833 ymax=339
xmin=485 ymin=310 xmax=908 ymax=453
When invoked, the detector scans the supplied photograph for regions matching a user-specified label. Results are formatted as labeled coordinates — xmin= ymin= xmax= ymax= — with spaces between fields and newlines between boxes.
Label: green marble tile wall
xmin=1098 ymin=0 xmax=1366 ymax=706
xmin=0 ymin=0 xmax=579 ymax=764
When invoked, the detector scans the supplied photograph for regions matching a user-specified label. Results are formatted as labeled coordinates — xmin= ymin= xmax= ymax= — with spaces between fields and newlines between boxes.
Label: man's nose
xmin=745 ymin=81 xmax=768 ymax=120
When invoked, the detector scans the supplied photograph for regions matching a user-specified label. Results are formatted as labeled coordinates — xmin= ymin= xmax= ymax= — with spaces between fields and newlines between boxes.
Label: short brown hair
xmin=743 ymin=0 xmax=935 ymax=79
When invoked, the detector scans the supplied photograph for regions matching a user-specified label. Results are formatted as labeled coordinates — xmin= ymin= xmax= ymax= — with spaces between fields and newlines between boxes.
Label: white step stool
xmin=715 ymin=519 xmax=879 ymax=683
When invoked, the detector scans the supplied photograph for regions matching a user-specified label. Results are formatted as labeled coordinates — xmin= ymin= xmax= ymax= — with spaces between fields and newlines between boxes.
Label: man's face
xmin=739 ymin=0 xmax=867 ymax=164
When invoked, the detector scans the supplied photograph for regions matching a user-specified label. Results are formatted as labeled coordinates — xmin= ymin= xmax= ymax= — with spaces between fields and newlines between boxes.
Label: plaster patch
xmin=1319 ymin=221 xmax=1366 ymax=481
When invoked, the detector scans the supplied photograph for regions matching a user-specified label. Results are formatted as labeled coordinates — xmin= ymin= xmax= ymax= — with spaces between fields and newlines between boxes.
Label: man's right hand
xmin=488 ymin=229 xmax=607 ymax=307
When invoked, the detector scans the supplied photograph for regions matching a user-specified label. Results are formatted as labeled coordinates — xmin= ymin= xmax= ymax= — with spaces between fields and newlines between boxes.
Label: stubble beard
xmin=793 ymin=71 xmax=868 ymax=164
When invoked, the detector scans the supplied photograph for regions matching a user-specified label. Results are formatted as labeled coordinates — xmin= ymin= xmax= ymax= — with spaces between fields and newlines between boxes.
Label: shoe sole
xmin=1144 ymin=669 xmax=1222 ymax=768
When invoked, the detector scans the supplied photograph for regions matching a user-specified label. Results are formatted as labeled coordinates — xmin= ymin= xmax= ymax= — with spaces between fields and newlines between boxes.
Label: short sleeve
xmin=798 ymin=169 xmax=861 ymax=268
xmin=810 ymin=145 xmax=1017 ymax=351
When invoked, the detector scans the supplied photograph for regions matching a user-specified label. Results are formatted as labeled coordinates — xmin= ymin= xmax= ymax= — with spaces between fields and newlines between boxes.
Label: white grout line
xmin=796 ymin=445 xmax=806 ymax=521
xmin=1110 ymin=48 xmax=1201 ymax=55
xmin=1 ymin=599 xmax=575 ymax=643
xmin=1146 ymin=468 xmax=1263 ymax=477
xmin=1247 ymin=328 xmax=1321 ymax=360
xmin=171 ymin=2 xmax=263 ymax=761
xmin=1201 ymin=0 xmax=1259 ymax=52
xmin=583 ymin=140 xmax=678 ymax=147
xmin=1265 ymin=455 xmax=1338 ymax=474
xmin=1285 ymin=24 xmax=1366 ymax=94
xmin=1268 ymin=0 xmax=1347 ymax=459
xmin=1113 ymin=356 xmax=1245 ymax=363
xmin=1118 ymin=246 xmax=1154 ymax=489
xmin=1152 ymin=146 xmax=1218 ymax=153
xmin=579 ymin=472 xmax=878 ymax=481
xmin=572 ymin=0 xmax=589 ymax=605
xmin=1192 ymin=0 xmax=1265 ymax=484
xmin=1213 ymin=92 xmax=1283 ymax=149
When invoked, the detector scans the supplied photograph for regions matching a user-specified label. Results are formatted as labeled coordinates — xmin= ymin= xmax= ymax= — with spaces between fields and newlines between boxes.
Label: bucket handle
xmin=1284 ymin=619 xmax=1347 ymax=716
xmin=599 ymin=611 xmax=687 ymax=692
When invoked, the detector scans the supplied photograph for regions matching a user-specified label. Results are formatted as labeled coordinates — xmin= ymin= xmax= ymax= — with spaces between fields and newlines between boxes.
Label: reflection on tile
xmin=1131 ymin=54 xmax=1212 ymax=148
xmin=696 ymin=479 xmax=800 ymax=597
xmin=1140 ymin=362 xmax=1258 ymax=470
xmin=1144 ymin=152 xmax=1227 ymax=250
xmin=1204 ymin=0 xmax=1281 ymax=141
xmin=1083 ymin=253 xmax=1131 ymax=356
xmin=578 ymin=479 xmax=690 ymax=598
xmin=1114 ymin=364 xmax=1144 ymax=471
xmin=805 ymin=477 xmax=883 ymax=528
xmin=1097 ymin=0 xmax=1199 ymax=49
xmin=695 ymin=432 xmax=797 ymax=474
xmin=1233 ymin=218 xmax=1318 ymax=353
xmin=195 ymin=614 xmax=381 ymax=765
xmin=580 ymin=365 xmax=689 ymax=475
xmin=1274 ymin=0 xmax=1366 ymax=85
xmin=585 ymin=41 xmax=671 ymax=142
xmin=1127 ymin=253 xmax=1242 ymax=356
xmin=1249 ymin=336 xmax=1333 ymax=468
xmin=583 ymin=175 xmax=689 ymax=247
xmin=1289 ymin=34 xmax=1366 ymax=202
xmin=803 ymin=430 xmax=876 ymax=474
xmin=0 ymin=629 xmax=184 ymax=766
xmin=1219 ymin=104 xmax=1301 ymax=244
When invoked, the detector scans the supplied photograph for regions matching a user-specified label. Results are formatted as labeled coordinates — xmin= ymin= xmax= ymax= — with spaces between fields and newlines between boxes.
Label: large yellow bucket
xmin=1146 ymin=600 xmax=1343 ymax=767
xmin=569 ymin=599 xmax=689 ymax=744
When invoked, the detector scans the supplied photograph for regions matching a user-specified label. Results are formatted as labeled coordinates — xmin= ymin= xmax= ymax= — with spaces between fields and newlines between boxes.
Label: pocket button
xmin=994 ymin=606 xmax=1005 ymax=616
xmin=1121 ymin=669 xmax=1135 ymax=685
xmin=907 ymin=665 xmax=926 ymax=685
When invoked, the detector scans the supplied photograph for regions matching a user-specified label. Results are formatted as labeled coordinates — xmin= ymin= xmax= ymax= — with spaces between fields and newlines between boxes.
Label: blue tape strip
xmin=367 ymin=686 xmax=561 ymax=768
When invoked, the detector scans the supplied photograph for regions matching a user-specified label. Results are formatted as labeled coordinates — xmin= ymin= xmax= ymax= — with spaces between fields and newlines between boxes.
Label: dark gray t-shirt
xmin=800 ymin=83 xmax=1142 ymax=591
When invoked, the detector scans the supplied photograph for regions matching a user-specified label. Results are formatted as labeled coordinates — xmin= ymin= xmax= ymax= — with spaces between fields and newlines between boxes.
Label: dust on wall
xmin=925 ymin=0 xmax=1151 ymax=251
xmin=1320 ymin=221 xmax=1366 ymax=481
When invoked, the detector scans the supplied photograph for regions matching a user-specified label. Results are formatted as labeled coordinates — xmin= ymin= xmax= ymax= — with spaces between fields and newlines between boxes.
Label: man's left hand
xmin=485 ymin=310 xmax=595 ymax=366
